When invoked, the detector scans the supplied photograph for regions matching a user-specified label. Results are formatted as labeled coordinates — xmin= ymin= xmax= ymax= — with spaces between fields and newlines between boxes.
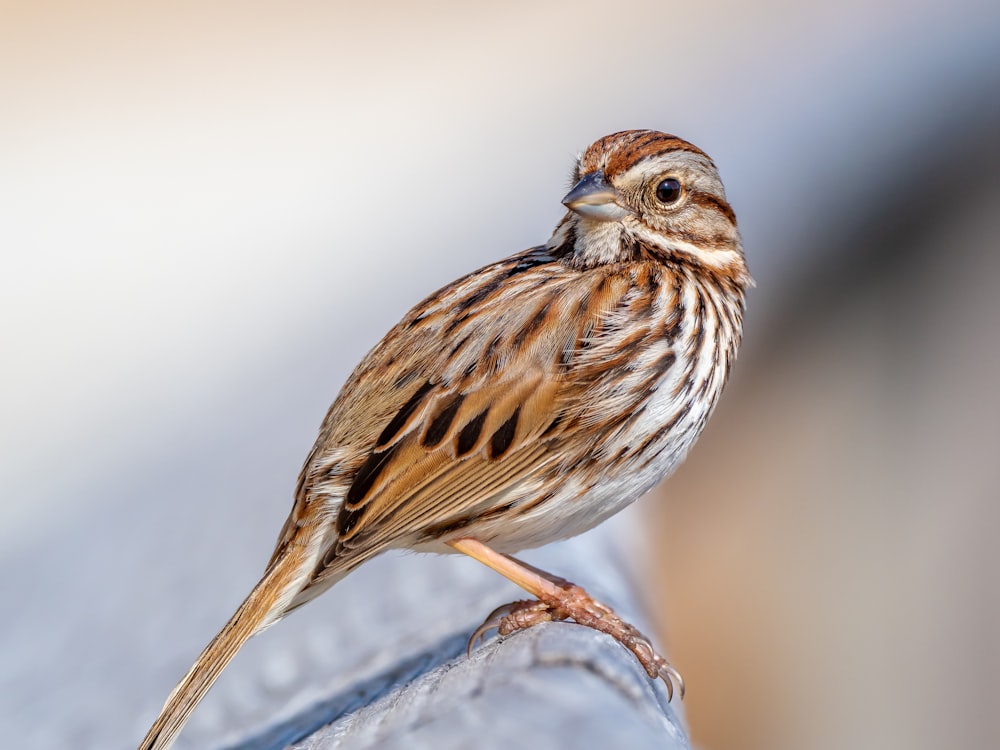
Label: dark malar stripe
xmin=618 ymin=238 xmax=645 ymax=262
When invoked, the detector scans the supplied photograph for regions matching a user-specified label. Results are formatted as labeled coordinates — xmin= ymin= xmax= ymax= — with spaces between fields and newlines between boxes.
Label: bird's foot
xmin=467 ymin=583 xmax=685 ymax=701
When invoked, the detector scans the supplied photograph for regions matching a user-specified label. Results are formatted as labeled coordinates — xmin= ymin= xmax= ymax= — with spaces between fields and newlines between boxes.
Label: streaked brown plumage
xmin=139 ymin=130 xmax=750 ymax=749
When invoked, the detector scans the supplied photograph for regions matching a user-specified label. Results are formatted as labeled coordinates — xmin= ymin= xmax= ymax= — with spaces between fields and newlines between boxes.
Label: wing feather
xmin=332 ymin=369 xmax=560 ymax=552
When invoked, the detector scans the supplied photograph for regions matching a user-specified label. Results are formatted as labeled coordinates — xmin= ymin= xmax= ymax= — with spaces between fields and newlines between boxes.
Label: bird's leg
xmin=448 ymin=537 xmax=685 ymax=700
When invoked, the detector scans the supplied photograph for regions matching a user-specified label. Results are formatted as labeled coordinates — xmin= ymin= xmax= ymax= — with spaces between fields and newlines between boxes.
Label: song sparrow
xmin=139 ymin=130 xmax=750 ymax=749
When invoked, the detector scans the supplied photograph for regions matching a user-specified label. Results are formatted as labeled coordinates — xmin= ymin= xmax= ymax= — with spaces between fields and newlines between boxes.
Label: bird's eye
xmin=655 ymin=178 xmax=682 ymax=204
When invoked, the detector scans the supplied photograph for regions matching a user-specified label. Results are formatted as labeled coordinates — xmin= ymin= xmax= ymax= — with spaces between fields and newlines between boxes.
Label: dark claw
xmin=466 ymin=602 xmax=519 ymax=656
xmin=603 ymin=619 xmax=684 ymax=701
xmin=658 ymin=662 xmax=686 ymax=701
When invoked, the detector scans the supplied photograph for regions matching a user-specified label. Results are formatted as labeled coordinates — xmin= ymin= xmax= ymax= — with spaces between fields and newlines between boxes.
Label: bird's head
xmin=550 ymin=130 xmax=748 ymax=285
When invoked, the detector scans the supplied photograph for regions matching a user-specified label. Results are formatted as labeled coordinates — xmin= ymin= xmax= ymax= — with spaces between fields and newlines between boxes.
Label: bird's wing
xmin=329 ymin=364 xmax=564 ymax=557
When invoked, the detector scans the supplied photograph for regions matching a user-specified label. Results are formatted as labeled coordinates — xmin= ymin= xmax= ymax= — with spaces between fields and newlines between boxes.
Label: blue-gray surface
xmin=2 ymin=492 xmax=684 ymax=750
xmin=281 ymin=625 xmax=685 ymax=750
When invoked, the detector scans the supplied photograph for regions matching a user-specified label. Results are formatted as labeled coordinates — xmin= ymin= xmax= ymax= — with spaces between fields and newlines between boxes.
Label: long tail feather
xmin=138 ymin=545 xmax=314 ymax=750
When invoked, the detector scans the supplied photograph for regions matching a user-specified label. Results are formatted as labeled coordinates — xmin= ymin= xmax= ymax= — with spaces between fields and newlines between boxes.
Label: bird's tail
xmin=138 ymin=541 xmax=318 ymax=750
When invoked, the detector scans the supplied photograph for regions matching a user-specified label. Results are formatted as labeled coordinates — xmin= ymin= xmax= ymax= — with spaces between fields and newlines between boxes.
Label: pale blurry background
xmin=2 ymin=1 xmax=998 ymax=749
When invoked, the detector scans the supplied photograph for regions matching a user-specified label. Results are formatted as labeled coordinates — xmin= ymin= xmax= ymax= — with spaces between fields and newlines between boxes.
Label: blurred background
xmin=2 ymin=1 xmax=998 ymax=749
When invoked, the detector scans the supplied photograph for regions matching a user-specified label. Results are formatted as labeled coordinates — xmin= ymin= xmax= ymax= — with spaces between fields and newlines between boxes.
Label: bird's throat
xmin=570 ymin=217 xmax=631 ymax=268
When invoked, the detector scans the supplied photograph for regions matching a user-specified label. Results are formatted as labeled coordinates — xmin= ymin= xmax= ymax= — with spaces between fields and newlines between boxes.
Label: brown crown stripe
xmin=594 ymin=131 xmax=709 ymax=178
xmin=586 ymin=131 xmax=644 ymax=164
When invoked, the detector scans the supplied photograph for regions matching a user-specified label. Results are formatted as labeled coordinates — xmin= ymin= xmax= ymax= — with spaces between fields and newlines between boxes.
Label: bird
xmin=138 ymin=129 xmax=751 ymax=749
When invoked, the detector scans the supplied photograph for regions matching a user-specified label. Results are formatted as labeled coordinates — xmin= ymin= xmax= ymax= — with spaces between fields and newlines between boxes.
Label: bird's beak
xmin=562 ymin=171 xmax=633 ymax=221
